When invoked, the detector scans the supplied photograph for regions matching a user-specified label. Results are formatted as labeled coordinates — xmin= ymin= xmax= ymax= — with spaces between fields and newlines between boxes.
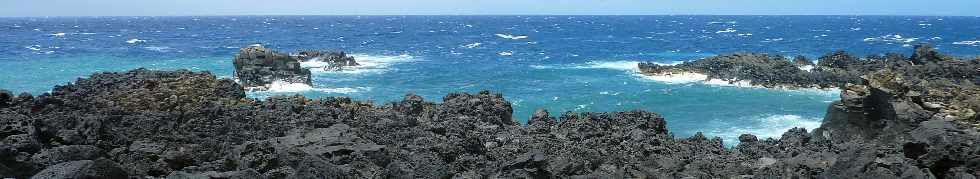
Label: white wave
xmin=461 ymin=42 xmax=482 ymax=49
xmin=737 ymin=33 xmax=753 ymax=37
xmin=532 ymin=60 xmax=681 ymax=71
xmin=498 ymin=51 xmax=513 ymax=56
xmin=529 ymin=65 xmax=555 ymax=69
xmin=264 ymin=81 xmax=315 ymax=93
xmin=50 ymin=32 xmax=66 ymax=37
xmin=863 ymin=34 xmax=917 ymax=43
xmin=798 ymin=65 xmax=814 ymax=72
xmin=257 ymin=81 xmax=371 ymax=94
xmin=635 ymin=72 xmax=708 ymax=84
xmin=495 ymin=34 xmax=528 ymax=40
xmin=126 ymin=39 xmax=146 ymax=44
xmin=304 ymin=54 xmax=415 ymax=75
xmin=703 ymin=78 xmax=754 ymax=87
xmin=25 ymin=45 xmax=41 ymax=51
xmin=953 ymin=40 xmax=980 ymax=45
xmin=638 ymin=72 xmax=842 ymax=94
xmin=762 ymin=38 xmax=784 ymax=42
xmin=715 ymin=28 xmax=737 ymax=33
xmin=707 ymin=114 xmax=823 ymax=144
xmin=708 ymin=21 xmax=737 ymax=24
xmin=144 ymin=46 xmax=174 ymax=52
xmin=581 ymin=61 xmax=640 ymax=71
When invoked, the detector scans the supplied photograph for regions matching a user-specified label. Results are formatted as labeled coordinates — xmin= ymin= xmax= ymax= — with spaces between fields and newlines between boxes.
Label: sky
xmin=2 ymin=0 xmax=979 ymax=17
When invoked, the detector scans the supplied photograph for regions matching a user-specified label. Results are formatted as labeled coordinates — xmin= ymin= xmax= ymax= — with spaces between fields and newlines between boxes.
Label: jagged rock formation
xmin=1 ymin=47 xmax=978 ymax=178
xmin=296 ymin=50 xmax=359 ymax=70
xmin=638 ymin=45 xmax=979 ymax=90
xmin=232 ymin=46 xmax=358 ymax=90
xmin=233 ymin=46 xmax=312 ymax=89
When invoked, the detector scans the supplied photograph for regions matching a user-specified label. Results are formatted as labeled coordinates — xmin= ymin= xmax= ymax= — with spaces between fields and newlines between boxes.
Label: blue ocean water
xmin=2 ymin=16 xmax=979 ymax=144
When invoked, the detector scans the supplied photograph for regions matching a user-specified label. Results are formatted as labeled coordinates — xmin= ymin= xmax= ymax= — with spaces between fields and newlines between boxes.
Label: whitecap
xmin=577 ymin=61 xmax=640 ymax=70
xmin=737 ymin=33 xmax=753 ymax=37
xmin=256 ymin=81 xmax=371 ymax=94
xmin=533 ymin=60 xmax=682 ymax=71
xmin=703 ymin=78 xmax=755 ymax=87
xmin=304 ymin=54 xmax=415 ymax=75
xmin=498 ymin=51 xmax=513 ymax=56
xmin=495 ymin=34 xmax=528 ymax=40
xmin=953 ymin=40 xmax=980 ymax=45
xmin=50 ymin=33 xmax=66 ymax=37
xmin=25 ymin=45 xmax=42 ymax=51
xmin=798 ymin=65 xmax=814 ymax=72
xmin=144 ymin=46 xmax=174 ymax=52
xmin=461 ymin=42 xmax=482 ymax=49
xmin=706 ymin=114 xmax=823 ymax=144
xmin=762 ymin=38 xmax=784 ymax=42
xmin=707 ymin=21 xmax=737 ymax=24
xmin=635 ymin=72 xmax=708 ymax=84
xmin=126 ymin=39 xmax=146 ymax=44
xmin=863 ymin=34 xmax=918 ymax=43
xmin=715 ymin=28 xmax=737 ymax=33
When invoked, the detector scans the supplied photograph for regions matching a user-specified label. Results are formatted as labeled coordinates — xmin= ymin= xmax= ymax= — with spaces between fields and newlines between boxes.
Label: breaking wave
xmin=863 ymin=34 xmax=917 ymax=43
xmin=495 ymin=33 xmax=528 ymax=40
xmin=706 ymin=114 xmax=823 ymax=144
xmin=303 ymin=54 xmax=415 ymax=75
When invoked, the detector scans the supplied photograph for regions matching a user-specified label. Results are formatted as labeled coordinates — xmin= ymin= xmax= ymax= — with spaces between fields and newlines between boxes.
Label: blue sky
xmin=2 ymin=0 xmax=979 ymax=16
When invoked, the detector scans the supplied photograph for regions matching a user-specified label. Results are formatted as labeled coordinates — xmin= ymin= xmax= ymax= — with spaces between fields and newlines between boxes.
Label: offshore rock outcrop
xmin=233 ymin=45 xmax=357 ymax=90
xmin=639 ymin=45 xmax=978 ymax=90
xmin=0 ymin=47 xmax=977 ymax=178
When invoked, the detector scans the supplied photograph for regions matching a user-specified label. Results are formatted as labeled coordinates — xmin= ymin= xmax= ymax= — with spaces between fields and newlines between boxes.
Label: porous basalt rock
xmin=1 ymin=47 xmax=978 ymax=178
xmin=296 ymin=50 xmax=359 ymax=70
xmin=232 ymin=46 xmax=358 ymax=90
xmin=638 ymin=45 xmax=978 ymax=90
xmin=233 ymin=45 xmax=311 ymax=89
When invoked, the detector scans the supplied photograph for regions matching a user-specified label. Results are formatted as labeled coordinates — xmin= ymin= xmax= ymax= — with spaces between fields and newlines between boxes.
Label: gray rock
xmin=31 ymin=159 xmax=127 ymax=179
xmin=31 ymin=145 xmax=103 ymax=168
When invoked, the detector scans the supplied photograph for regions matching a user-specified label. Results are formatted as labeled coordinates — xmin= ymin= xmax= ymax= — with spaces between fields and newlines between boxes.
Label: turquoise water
xmin=3 ymin=16 xmax=978 ymax=143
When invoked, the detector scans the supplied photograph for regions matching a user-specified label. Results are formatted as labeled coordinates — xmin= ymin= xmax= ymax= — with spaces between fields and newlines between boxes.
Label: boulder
xmin=0 ymin=89 xmax=11 ymax=108
xmin=233 ymin=45 xmax=312 ymax=89
xmin=31 ymin=159 xmax=127 ymax=179
xmin=31 ymin=145 xmax=104 ymax=169
xmin=232 ymin=46 xmax=359 ymax=90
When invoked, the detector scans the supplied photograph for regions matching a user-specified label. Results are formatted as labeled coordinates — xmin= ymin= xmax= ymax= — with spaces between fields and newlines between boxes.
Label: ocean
xmin=2 ymin=15 xmax=978 ymax=144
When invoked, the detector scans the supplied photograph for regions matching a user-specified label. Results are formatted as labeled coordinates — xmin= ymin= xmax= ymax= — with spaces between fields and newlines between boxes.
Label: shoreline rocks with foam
xmin=233 ymin=45 xmax=358 ymax=91
xmin=1 ymin=46 xmax=978 ymax=178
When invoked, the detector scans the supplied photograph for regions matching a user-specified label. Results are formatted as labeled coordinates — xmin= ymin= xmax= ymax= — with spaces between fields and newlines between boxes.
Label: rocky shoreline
xmin=1 ymin=46 xmax=978 ymax=178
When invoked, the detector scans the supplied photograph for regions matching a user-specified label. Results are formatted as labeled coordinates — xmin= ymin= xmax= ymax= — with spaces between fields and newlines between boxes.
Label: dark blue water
xmin=2 ymin=16 xmax=978 ymax=144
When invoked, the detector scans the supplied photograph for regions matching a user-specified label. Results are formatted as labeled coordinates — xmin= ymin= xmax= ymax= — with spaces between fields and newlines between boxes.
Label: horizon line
xmin=2 ymin=14 xmax=979 ymax=18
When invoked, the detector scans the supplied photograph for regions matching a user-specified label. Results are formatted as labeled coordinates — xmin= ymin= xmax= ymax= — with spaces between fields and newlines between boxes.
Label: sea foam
xmin=953 ymin=40 xmax=980 ymax=45
xmin=863 ymin=34 xmax=917 ymax=43
xmin=251 ymin=81 xmax=372 ymax=94
xmin=707 ymin=114 xmax=823 ymax=145
xmin=126 ymin=39 xmax=147 ymax=44
xmin=303 ymin=54 xmax=415 ymax=75
xmin=495 ymin=34 xmax=528 ymax=40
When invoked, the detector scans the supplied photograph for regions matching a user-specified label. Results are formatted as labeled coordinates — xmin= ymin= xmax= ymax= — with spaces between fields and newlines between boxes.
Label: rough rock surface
xmin=1 ymin=47 xmax=978 ymax=178
xmin=233 ymin=45 xmax=312 ymax=89
xmin=232 ymin=46 xmax=358 ymax=90
xmin=639 ymin=44 xmax=978 ymax=90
